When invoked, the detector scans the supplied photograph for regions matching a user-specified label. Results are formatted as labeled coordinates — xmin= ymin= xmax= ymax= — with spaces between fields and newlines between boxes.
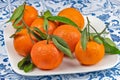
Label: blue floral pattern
xmin=0 ymin=0 xmax=120 ymax=79
xmin=0 ymin=0 xmax=10 ymax=21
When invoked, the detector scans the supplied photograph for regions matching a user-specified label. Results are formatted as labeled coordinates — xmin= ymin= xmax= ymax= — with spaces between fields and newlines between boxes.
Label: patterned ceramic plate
xmin=4 ymin=16 xmax=119 ymax=76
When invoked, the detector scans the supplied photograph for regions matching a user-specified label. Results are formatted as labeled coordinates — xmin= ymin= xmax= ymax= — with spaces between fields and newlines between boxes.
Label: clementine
xmin=14 ymin=29 xmax=34 ymax=57
xmin=31 ymin=40 xmax=64 ymax=70
xmin=53 ymin=24 xmax=81 ymax=52
xmin=58 ymin=8 xmax=84 ymax=29
xmin=23 ymin=5 xmax=38 ymax=26
xmin=75 ymin=40 xmax=105 ymax=65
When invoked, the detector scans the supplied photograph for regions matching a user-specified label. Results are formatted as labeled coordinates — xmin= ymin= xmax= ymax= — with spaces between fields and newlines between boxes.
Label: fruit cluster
xmin=8 ymin=3 xmax=120 ymax=72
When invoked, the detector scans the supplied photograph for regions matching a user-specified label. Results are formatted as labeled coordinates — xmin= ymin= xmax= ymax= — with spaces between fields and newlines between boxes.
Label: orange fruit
xmin=53 ymin=24 xmax=81 ymax=52
xmin=31 ymin=40 xmax=64 ymax=70
xmin=14 ymin=29 xmax=34 ymax=57
xmin=75 ymin=40 xmax=105 ymax=65
xmin=31 ymin=18 xmax=56 ymax=34
xmin=58 ymin=8 xmax=84 ymax=29
xmin=23 ymin=5 xmax=38 ymax=26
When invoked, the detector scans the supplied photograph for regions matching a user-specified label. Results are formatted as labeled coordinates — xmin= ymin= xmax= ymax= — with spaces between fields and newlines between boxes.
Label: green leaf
xmin=17 ymin=55 xmax=30 ymax=70
xmin=90 ymin=33 xmax=103 ymax=44
xmin=18 ymin=58 xmax=26 ymax=70
xmin=48 ymin=16 xmax=81 ymax=32
xmin=103 ymin=40 xmax=120 ymax=54
xmin=44 ymin=10 xmax=52 ymax=18
xmin=52 ymin=35 xmax=70 ymax=49
xmin=24 ymin=63 xmax=34 ymax=72
xmin=104 ymin=38 xmax=116 ymax=47
xmin=33 ymin=27 xmax=47 ymax=39
xmin=93 ymin=37 xmax=103 ymax=44
xmin=43 ymin=18 xmax=48 ymax=32
xmin=17 ymin=55 xmax=35 ymax=72
xmin=7 ymin=3 xmax=25 ymax=23
xmin=31 ymin=31 xmax=43 ymax=41
xmin=98 ymin=37 xmax=120 ymax=54
xmin=52 ymin=37 xmax=73 ymax=58
xmin=13 ymin=23 xmax=24 ymax=29
xmin=12 ymin=14 xmax=23 ymax=29
xmin=81 ymin=27 xmax=88 ymax=50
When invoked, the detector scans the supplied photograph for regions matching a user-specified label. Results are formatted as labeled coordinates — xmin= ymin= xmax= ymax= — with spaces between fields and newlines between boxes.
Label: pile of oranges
xmin=9 ymin=3 xmax=105 ymax=71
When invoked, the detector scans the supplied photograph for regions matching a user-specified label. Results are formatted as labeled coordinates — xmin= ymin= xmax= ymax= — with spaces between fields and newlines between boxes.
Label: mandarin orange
xmin=53 ymin=24 xmax=81 ymax=52
xmin=14 ymin=29 xmax=34 ymax=57
xmin=31 ymin=40 xmax=64 ymax=70
xmin=75 ymin=40 xmax=105 ymax=65
xmin=23 ymin=5 xmax=38 ymax=26
xmin=58 ymin=8 xmax=84 ymax=29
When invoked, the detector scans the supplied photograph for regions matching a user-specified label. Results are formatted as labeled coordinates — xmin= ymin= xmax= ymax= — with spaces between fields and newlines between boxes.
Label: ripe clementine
xmin=53 ymin=24 xmax=81 ymax=52
xmin=14 ymin=29 xmax=34 ymax=57
xmin=23 ymin=5 xmax=38 ymax=26
xmin=75 ymin=40 xmax=105 ymax=65
xmin=31 ymin=40 xmax=64 ymax=70
xmin=58 ymin=8 xmax=84 ymax=29
xmin=31 ymin=18 xmax=56 ymax=34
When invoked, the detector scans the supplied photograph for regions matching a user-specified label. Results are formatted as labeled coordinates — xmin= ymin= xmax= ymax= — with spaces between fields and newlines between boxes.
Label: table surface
xmin=0 ymin=0 xmax=120 ymax=80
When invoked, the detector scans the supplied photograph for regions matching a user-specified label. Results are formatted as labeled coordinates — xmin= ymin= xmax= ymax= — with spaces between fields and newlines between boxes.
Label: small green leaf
xmin=98 ymin=37 xmax=120 ymax=54
xmin=48 ymin=16 xmax=81 ymax=32
xmin=52 ymin=37 xmax=73 ymax=58
xmin=104 ymin=38 xmax=116 ymax=47
xmin=44 ymin=10 xmax=52 ymax=18
xmin=33 ymin=27 xmax=47 ymax=39
xmin=52 ymin=35 xmax=70 ymax=49
xmin=13 ymin=23 xmax=24 ymax=29
xmin=103 ymin=40 xmax=120 ymax=54
xmin=81 ymin=27 xmax=88 ymax=50
xmin=14 ymin=27 xmax=23 ymax=33
xmin=24 ymin=63 xmax=34 ymax=72
xmin=17 ymin=55 xmax=30 ymax=70
xmin=7 ymin=3 xmax=25 ymax=22
xmin=31 ymin=31 xmax=43 ymax=41
xmin=18 ymin=58 xmax=26 ymax=70
xmin=90 ymin=33 xmax=103 ymax=44
xmin=93 ymin=37 xmax=103 ymax=44
xmin=90 ymin=33 xmax=97 ymax=37
xmin=43 ymin=18 xmax=48 ymax=32
xmin=12 ymin=14 xmax=23 ymax=29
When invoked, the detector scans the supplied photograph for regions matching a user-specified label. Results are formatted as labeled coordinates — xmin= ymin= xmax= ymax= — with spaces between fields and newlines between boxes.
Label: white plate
xmin=4 ymin=16 xmax=119 ymax=76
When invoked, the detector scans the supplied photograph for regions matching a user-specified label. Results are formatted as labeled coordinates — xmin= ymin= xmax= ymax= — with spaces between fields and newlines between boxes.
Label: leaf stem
xmin=43 ymin=16 xmax=50 ymax=44
xmin=86 ymin=17 xmax=90 ymax=40
xmin=93 ymin=25 xmax=108 ymax=39
xmin=21 ymin=19 xmax=35 ymax=44
xmin=89 ymin=24 xmax=100 ymax=37
xmin=90 ymin=24 xmax=107 ymax=40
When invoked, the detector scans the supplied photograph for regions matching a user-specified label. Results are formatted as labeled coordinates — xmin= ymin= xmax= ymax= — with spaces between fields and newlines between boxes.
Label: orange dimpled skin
xmin=23 ymin=5 xmax=38 ymax=26
xmin=14 ymin=29 xmax=34 ymax=57
xmin=31 ymin=18 xmax=56 ymax=34
xmin=58 ymin=8 xmax=84 ymax=29
xmin=75 ymin=41 xmax=105 ymax=65
xmin=31 ymin=40 xmax=64 ymax=70
xmin=53 ymin=25 xmax=81 ymax=52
